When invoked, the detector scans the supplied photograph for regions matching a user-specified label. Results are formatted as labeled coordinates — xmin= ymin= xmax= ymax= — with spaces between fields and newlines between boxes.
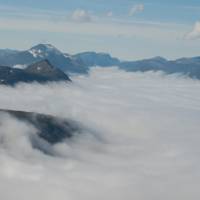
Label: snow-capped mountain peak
xmin=29 ymin=44 xmax=61 ymax=58
xmin=0 ymin=44 xmax=89 ymax=74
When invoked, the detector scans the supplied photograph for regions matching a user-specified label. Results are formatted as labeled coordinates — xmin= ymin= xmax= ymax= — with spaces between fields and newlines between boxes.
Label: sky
xmin=0 ymin=0 xmax=200 ymax=60
xmin=0 ymin=67 xmax=200 ymax=200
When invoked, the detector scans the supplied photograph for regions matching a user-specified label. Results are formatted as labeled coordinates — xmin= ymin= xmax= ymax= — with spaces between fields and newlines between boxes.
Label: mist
xmin=0 ymin=67 xmax=200 ymax=200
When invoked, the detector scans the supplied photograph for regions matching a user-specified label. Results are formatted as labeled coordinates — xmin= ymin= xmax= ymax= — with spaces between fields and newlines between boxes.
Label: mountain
xmin=127 ymin=57 xmax=200 ymax=79
xmin=0 ymin=48 xmax=19 ymax=54
xmin=75 ymin=52 xmax=168 ymax=71
xmin=118 ymin=56 xmax=166 ymax=70
xmin=75 ymin=51 xmax=142 ymax=70
xmin=75 ymin=52 xmax=121 ymax=67
xmin=119 ymin=61 xmax=141 ymax=70
xmin=0 ymin=44 xmax=88 ymax=74
xmin=0 ymin=109 xmax=80 ymax=150
xmin=175 ymin=56 xmax=200 ymax=64
xmin=127 ymin=59 xmax=166 ymax=72
xmin=0 ymin=59 xmax=71 ymax=85
xmin=152 ymin=56 xmax=167 ymax=62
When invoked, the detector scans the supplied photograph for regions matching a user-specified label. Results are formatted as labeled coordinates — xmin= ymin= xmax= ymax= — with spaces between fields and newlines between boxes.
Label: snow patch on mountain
xmin=45 ymin=44 xmax=61 ymax=54
xmin=29 ymin=50 xmax=37 ymax=58
xmin=63 ymin=54 xmax=72 ymax=59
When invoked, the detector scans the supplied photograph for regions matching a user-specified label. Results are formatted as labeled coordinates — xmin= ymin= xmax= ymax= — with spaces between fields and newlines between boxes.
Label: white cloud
xmin=124 ymin=5 xmax=144 ymax=18
xmin=67 ymin=9 xmax=91 ymax=23
xmin=185 ymin=21 xmax=200 ymax=40
xmin=0 ymin=67 xmax=200 ymax=199
xmin=107 ymin=12 xmax=113 ymax=18
xmin=13 ymin=64 xmax=27 ymax=69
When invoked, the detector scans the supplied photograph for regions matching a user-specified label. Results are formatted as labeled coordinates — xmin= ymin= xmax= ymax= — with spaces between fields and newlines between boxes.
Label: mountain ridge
xmin=0 ymin=48 xmax=19 ymax=55
xmin=2 ymin=45 xmax=200 ymax=79
xmin=75 ymin=51 xmax=168 ymax=70
xmin=127 ymin=58 xmax=200 ymax=79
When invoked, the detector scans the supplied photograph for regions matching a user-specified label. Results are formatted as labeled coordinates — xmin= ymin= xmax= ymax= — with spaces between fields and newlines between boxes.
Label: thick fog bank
xmin=0 ymin=67 xmax=200 ymax=200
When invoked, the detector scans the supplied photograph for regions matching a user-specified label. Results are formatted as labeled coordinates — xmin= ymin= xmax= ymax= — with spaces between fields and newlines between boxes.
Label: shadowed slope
xmin=0 ymin=109 xmax=80 ymax=144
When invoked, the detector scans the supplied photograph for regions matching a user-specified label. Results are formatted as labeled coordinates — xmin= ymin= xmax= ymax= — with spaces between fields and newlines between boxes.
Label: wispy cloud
xmin=0 ymin=17 xmax=187 ymax=43
xmin=185 ymin=21 xmax=200 ymax=40
xmin=89 ymin=10 xmax=113 ymax=19
xmin=124 ymin=5 xmax=144 ymax=18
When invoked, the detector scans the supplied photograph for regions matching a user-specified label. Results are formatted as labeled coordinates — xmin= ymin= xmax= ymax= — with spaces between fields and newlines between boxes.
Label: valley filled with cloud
xmin=0 ymin=67 xmax=200 ymax=200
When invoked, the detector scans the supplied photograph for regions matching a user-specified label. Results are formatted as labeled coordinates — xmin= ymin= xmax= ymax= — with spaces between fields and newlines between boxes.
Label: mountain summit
xmin=24 ymin=59 xmax=71 ymax=82
xmin=29 ymin=44 xmax=62 ymax=57
xmin=0 ymin=44 xmax=89 ymax=74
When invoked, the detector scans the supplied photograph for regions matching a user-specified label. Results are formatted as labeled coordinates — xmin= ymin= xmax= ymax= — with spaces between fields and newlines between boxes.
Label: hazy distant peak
xmin=0 ymin=48 xmax=19 ymax=55
xmin=97 ymin=52 xmax=108 ymax=55
xmin=75 ymin=51 xmax=120 ymax=67
xmin=152 ymin=56 xmax=167 ymax=61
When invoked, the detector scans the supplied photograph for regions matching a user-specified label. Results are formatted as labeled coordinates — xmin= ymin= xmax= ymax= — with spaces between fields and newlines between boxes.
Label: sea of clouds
xmin=0 ymin=67 xmax=200 ymax=200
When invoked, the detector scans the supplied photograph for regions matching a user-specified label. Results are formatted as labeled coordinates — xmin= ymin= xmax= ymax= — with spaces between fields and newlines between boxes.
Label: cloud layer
xmin=0 ymin=67 xmax=200 ymax=200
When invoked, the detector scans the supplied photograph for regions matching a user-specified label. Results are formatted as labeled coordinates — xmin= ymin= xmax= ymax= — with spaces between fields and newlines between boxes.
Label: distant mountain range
xmin=0 ymin=44 xmax=88 ymax=74
xmin=0 ymin=48 xmax=19 ymax=54
xmin=127 ymin=57 xmax=200 ymax=79
xmin=0 ymin=59 xmax=71 ymax=85
xmin=2 ymin=44 xmax=200 ymax=79
xmin=75 ymin=51 xmax=200 ymax=79
xmin=75 ymin=51 xmax=168 ymax=70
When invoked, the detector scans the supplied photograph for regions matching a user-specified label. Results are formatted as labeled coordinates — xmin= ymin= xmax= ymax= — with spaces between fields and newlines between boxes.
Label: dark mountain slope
xmin=24 ymin=59 xmax=71 ymax=82
xmin=0 ymin=109 xmax=80 ymax=144
xmin=0 ymin=59 xmax=71 ymax=85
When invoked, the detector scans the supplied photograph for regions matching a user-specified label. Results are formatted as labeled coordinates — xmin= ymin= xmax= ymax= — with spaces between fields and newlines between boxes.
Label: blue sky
xmin=0 ymin=0 xmax=200 ymax=60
